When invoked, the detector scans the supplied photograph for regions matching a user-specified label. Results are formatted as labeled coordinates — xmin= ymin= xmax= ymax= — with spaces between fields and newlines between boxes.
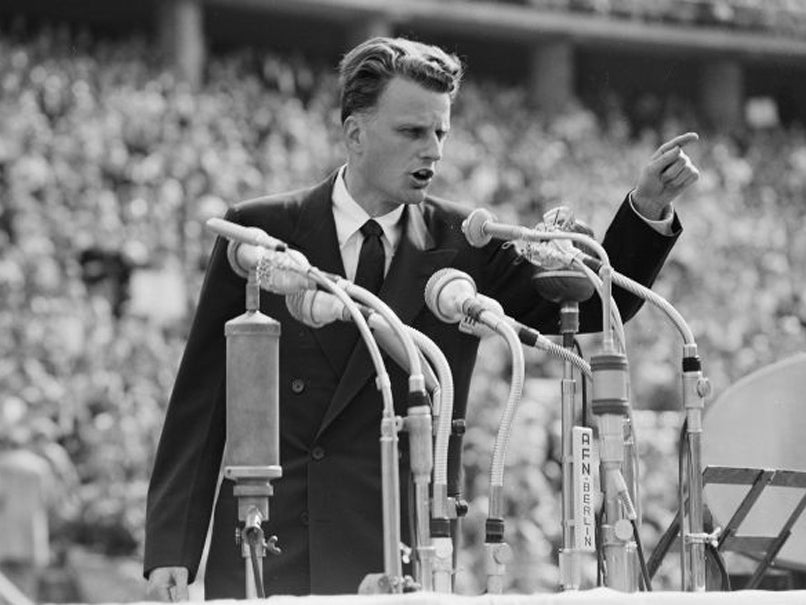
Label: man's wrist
xmin=628 ymin=191 xmax=675 ymax=235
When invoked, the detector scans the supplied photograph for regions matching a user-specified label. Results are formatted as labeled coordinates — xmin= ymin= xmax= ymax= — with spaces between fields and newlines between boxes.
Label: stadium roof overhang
xmin=207 ymin=0 xmax=806 ymax=64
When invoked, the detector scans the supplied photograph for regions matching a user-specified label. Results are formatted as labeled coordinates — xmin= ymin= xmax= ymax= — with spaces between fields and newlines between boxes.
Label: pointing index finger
xmin=654 ymin=132 xmax=699 ymax=158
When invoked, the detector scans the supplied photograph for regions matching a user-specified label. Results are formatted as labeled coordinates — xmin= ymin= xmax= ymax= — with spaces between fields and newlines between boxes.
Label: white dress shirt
xmin=332 ymin=166 xmax=404 ymax=281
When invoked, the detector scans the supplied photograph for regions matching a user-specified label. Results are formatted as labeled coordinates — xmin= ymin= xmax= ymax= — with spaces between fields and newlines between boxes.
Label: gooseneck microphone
xmin=424 ymin=268 xmax=525 ymax=594
xmin=286 ymin=288 xmax=354 ymax=327
xmin=287 ymin=288 xmax=444 ymax=591
xmin=461 ymin=208 xmax=609 ymax=265
xmin=207 ymin=217 xmax=317 ymax=294
xmin=461 ymin=208 xmax=616 ymax=352
xmin=285 ymin=290 xmax=439 ymax=392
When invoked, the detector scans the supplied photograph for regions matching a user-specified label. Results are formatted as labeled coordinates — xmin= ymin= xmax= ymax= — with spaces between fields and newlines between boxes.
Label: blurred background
xmin=0 ymin=0 xmax=804 ymax=601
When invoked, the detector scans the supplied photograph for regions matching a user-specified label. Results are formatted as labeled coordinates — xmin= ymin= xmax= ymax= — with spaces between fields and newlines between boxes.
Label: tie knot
xmin=360 ymin=219 xmax=383 ymax=239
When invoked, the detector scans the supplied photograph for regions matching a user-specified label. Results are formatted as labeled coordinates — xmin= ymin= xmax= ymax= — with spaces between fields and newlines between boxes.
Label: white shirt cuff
xmin=629 ymin=192 xmax=674 ymax=235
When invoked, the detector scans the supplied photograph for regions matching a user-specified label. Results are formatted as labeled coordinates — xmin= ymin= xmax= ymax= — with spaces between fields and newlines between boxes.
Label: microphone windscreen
xmin=531 ymin=270 xmax=595 ymax=303
xmin=462 ymin=208 xmax=496 ymax=248
xmin=424 ymin=268 xmax=477 ymax=323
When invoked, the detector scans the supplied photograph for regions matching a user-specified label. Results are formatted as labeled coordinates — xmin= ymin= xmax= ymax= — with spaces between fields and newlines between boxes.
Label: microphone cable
xmin=676 ymin=418 xmax=730 ymax=592
xmin=245 ymin=528 xmax=266 ymax=598
xmin=632 ymin=517 xmax=653 ymax=591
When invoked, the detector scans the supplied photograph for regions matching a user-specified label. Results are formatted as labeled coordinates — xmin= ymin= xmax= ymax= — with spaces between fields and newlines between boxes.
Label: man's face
xmin=345 ymin=76 xmax=451 ymax=216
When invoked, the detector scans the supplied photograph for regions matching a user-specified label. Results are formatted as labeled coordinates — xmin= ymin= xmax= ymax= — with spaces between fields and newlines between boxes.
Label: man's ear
xmin=343 ymin=115 xmax=363 ymax=154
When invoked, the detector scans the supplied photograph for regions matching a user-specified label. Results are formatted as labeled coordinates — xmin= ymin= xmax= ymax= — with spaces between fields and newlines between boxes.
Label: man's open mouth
xmin=411 ymin=168 xmax=434 ymax=183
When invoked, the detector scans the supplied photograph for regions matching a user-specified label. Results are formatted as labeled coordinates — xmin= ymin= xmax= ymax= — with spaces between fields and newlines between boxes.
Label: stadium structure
xmin=3 ymin=0 xmax=806 ymax=130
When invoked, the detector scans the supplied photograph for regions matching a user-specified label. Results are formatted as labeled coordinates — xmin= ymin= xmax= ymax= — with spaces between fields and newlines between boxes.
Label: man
xmin=144 ymin=37 xmax=698 ymax=599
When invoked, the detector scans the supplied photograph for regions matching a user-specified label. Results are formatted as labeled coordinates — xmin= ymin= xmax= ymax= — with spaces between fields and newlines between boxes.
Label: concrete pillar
xmin=346 ymin=16 xmax=394 ymax=50
xmin=529 ymin=39 xmax=575 ymax=115
xmin=700 ymin=58 xmax=744 ymax=132
xmin=158 ymin=0 xmax=205 ymax=89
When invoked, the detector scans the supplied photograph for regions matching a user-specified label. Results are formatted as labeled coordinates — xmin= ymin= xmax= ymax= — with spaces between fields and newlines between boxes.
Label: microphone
xmin=286 ymin=290 xmax=439 ymax=393
xmin=526 ymin=207 xmax=596 ymax=303
xmin=207 ymin=217 xmax=287 ymax=251
xmin=424 ymin=268 xmax=526 ymax=595
xmin=286 ymin=287 xmax=354 ymax=327
xmin=424 ymin=268 xmax=485 ymax=323
xmin=462 ymin=208 xmax=495 ymax=248
xmin=461 ymin=207 xmax=608 ymax=266
xmin=460 ymin=207 xmax=614 ymax=346
xmin=458 ymin=294 xmax=505 ymax=340
xmin=253 ymin=247 xmax=318 ymax=295
xmin=464 ymin=206 xmax=596 ymax=302
xmin=206 ymin=217 xmax=317 ymax=294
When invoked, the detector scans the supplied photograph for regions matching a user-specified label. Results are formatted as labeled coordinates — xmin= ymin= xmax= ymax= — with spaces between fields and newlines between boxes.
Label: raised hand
xmin=633 ymin=132 xmax=700 ymax=220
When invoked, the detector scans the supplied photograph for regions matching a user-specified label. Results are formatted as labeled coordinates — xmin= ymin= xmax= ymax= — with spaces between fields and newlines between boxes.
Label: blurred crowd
xmin=1 ymin=22 xmax=804 ymax=593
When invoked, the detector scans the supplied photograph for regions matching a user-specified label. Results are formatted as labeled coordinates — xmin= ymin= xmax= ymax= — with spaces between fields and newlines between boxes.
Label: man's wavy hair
xmin=338 ymin=37 xmax=464 ymax=124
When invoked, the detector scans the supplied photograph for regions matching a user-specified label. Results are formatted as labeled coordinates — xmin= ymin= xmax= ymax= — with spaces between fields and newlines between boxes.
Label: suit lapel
xmin=316 ymin=202 xmax=457 ymax=439
xmin=289 ymin=174 xmax=363 ymax=375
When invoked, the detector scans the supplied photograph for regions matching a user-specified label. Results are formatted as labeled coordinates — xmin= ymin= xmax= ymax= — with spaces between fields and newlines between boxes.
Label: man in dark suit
xmin=144 ymin=37 xmax=699 ymax=599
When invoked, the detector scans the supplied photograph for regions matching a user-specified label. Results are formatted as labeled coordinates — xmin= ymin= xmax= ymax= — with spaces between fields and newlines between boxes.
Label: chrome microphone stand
xmin=601 ymin=269 xmax=711 ymax=591
xmin=533 ymin=271 xmax=597 ymax=591
xmin=332 ymin=278 xmax=431 ymax=593
xmin=680 ymin=343 xmax=710 ymax=592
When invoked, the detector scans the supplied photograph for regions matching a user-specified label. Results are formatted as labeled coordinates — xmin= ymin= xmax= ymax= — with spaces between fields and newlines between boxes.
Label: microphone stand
xmin=396 ymin=327 xmax=455 ymax=593
xmin=358 ymin=315 xmax=457 ymax=592
xmin=334 ymin=279 xmax=433 ymax=592
xmin=467 ymin=308 xmax=524 ymax=595
xmin=562 ymin=260 xmax=638 ymax=593
xmin=522 ymin=241 xmax=638 ymax=593
xmin=305 ymin=271 xmax=410 ymax=593
xmin=532 ymin=268 xmax=598 ymax=591
xmin=223 ymin=268 xmax=283 ymax=598
xmin=596 ymin=267 xmax=711 ymax=592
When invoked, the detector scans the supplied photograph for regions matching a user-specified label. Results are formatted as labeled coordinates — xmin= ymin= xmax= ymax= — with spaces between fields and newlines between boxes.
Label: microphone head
xmin=527 ymin=206 xmax=597 ymax=302
xmin=462 ymin=208 xmax=496 ymax=248
xmin=258 ymin=248 xmax=315 ymax=294
xmin=532 ymin=270 xmax=596 ymax=303
xmin=424 ymin=268 xmax=477 ymax=323
xmin=286 ymin=290 xmax=327 ymax=327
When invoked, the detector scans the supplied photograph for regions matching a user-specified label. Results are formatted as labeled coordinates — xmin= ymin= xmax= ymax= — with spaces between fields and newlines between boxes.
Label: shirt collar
xmin=332 ymin=165 xmax=404 ymax=246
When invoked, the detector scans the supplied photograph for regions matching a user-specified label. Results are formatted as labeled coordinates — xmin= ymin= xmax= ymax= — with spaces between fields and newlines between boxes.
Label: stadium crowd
xmin=1 ymin=21 xmax=804 ymax=595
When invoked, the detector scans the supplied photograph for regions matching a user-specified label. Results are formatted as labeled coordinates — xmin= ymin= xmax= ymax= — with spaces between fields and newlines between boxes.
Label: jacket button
xmin=311 ymin=446 xmax=325 ymax=461
xmin=291 ymin=378 xmax=305 ymax=394
xmin=300 ymin=511 xmax=309 ymax=526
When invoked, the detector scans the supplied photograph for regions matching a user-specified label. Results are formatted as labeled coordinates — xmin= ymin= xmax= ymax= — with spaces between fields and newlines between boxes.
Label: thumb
xmin=171 ymin=568 xmax=190 ymax=602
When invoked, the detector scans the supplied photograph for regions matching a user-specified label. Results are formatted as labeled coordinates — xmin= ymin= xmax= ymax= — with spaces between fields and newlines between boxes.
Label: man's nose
xmin=420 ymin=133 xmax=443 ymax=161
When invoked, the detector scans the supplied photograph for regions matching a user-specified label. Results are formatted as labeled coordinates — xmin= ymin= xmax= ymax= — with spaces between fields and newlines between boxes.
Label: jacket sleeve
xmin=143 ymin=207 xmax=246 ymax=582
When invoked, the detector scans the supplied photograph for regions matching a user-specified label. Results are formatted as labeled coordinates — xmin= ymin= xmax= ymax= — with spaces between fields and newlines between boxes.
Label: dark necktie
xmin=354 ymin=219 xmax=385 ymax=294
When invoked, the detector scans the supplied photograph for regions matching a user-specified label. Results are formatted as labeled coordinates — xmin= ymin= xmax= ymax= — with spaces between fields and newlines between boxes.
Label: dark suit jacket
xmin=144 ymin=172 xmax=680 ymax=597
